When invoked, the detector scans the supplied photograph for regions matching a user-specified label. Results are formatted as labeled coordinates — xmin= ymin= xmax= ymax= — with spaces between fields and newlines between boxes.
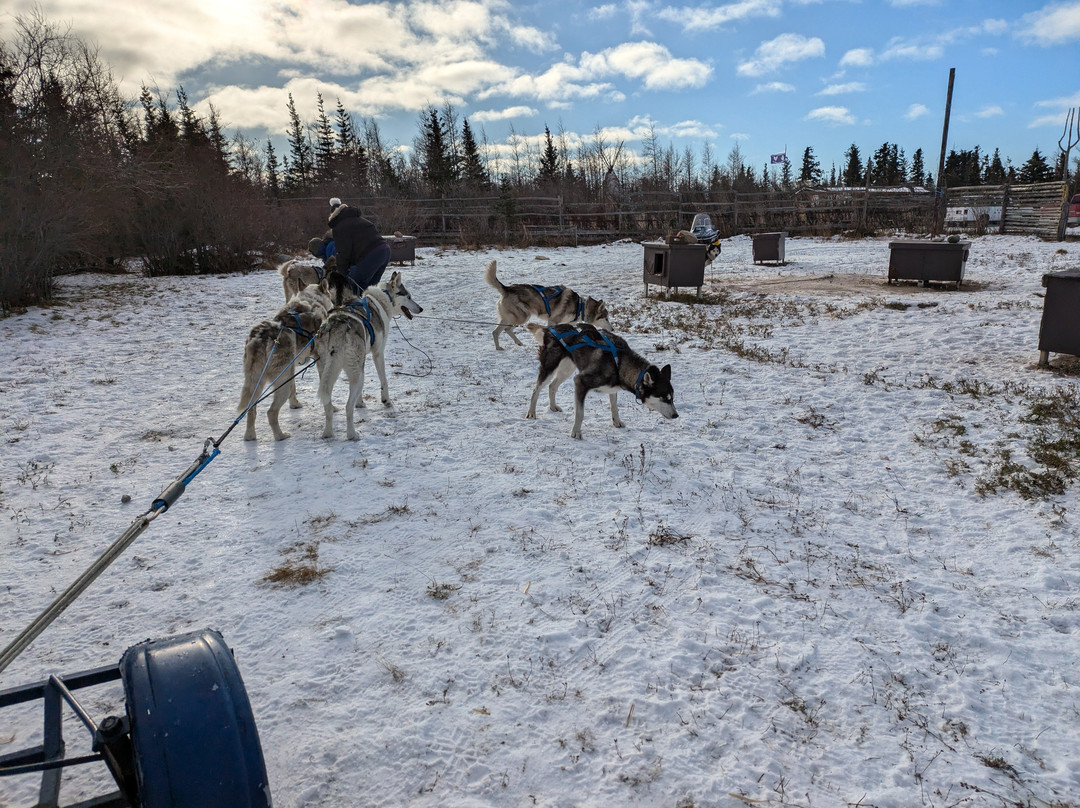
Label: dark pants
xmin=346 ymin=242 xmax=391 ymax=294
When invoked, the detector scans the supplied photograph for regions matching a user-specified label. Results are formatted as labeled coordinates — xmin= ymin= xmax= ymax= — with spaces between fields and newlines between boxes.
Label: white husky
xmin=315 ymin=271 xmax=424 ymax=440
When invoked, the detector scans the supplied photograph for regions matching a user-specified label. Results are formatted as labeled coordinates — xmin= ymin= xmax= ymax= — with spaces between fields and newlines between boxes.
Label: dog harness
xmin=530 ymin=285 xmax=565 ymax=316
xmin=338 ymin=298 xmax=376 ymax=346
xmin=546 ymin=324 xmax=619 ymax=359
xmin=332 ymin=289 xmax=398 ymax=346
xmin=283 ymin=310 xmax=316 ymax=341
xmin=548 ymin=325 xmax=652 ymax=403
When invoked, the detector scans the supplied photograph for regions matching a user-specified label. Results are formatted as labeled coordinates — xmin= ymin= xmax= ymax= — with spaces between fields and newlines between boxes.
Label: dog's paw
xmin=290 ymin=401 xmax=303 ymax=409
xmin=274 ymin=431 xmax=291 ymax=441
xmin=550 ymin=404 xmax=563 ymax=413
xmin=346 ymin=430 xmax=360 ymax=441
xmin=613 ymin=420 xmax=625 ymax=428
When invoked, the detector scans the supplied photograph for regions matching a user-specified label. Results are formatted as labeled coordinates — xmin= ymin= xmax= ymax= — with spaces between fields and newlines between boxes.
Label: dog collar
xmin=634 ymin=367 xmax=648 ymax=402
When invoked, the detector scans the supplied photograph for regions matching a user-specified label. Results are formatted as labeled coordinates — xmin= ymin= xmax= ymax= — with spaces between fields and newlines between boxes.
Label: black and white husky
xmin=485 ymin=260 xmax=612 ymax=350
xmin=239 ymin=276 xmax=336 ymax=441
xmin=315 ymin=271 xmax=423 ymax=441
xmin=525 ymin=322 xmax=678 ymax=439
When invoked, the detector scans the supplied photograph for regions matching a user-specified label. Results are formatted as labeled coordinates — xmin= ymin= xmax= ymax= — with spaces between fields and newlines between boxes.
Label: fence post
xmin=999 ymin=184 xmax=1009 ymax=235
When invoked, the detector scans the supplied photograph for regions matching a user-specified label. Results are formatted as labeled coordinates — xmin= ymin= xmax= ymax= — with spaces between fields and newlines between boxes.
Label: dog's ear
xmin=390 ymin=270 xmax=401 ymax=286
xmin=660 ymin=364 xmax=671 ymax=381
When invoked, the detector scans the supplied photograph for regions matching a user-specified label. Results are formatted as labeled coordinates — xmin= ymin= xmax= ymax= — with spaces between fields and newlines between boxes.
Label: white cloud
xmin=1029 ymin=90 xmax=1080 ymax=127
xmin=805 ymin=106 xmax=856 ymax=125
xmin=658 ymin=0 xmax=783 ymax=32
xmin=736 ymin=33 xmax=825 ymax=76
xmin=975 ymin=105 xmax=1004 ymax=118
xmin=880 ymin=39 xmax=944 ymax=61
xmin=1018 ymin=2 xmax=1080 ymax=45
xmin=730 ymin=132 xmax=751 ymax=140
xmin=839 ymin=48 xmax=875 ymax=67
xmin=905 ymin=103 xmax=929 ymax=120
xmin=484 ymin=60 xmax=621 ymax=105
xmin=753 ymin=82 xmax=796 ymax=93
xmin=817 ymin=82 xmax=866 ymax=96
xmin=471 ymin=105 xmax=538 ymax=122
xmin=580 ymin=41 xmax=713 ymax=90
xmin=588 ymin=4 xmax=618 ymax=20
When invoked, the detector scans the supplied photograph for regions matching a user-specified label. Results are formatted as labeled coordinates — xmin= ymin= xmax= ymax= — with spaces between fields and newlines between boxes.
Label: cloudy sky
xmin=5 ymin=0 xmax=1080 ymax=175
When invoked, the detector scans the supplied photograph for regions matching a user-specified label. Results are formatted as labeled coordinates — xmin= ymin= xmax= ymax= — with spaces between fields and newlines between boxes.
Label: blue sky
xmin=6 ymin=0 xmax=1080 ymax=178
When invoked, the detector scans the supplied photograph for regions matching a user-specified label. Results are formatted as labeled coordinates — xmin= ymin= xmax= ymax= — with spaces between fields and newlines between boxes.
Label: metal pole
xmin=932 ymin=68 xmax=956 ymax=236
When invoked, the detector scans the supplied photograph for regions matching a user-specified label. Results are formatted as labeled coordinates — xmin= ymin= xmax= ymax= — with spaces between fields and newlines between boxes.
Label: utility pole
xmin=932 ymin=68 xmax=956 ymax=236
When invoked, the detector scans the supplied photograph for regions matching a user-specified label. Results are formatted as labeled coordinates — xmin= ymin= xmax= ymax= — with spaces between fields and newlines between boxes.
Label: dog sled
xmin=0 ymin=630 xmax=270 ymax=808
xmin=0 ymin=444 xmax=271 ymax=807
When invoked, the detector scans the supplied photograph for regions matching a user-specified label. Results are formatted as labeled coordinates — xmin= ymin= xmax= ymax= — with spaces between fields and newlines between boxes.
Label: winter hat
xmin=307 ymin=237 xmax=323 ymax=257
xmin=329 ymin=197 xmax=342 ymax=209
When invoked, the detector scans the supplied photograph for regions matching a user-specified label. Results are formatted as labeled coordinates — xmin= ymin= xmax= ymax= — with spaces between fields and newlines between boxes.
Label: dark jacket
xmin=328 ymin=204 xmax=382 ymax=272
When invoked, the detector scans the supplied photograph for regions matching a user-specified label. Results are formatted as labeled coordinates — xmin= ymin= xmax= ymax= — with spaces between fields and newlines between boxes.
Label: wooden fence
xmin=944 ymin=181 xmax=1069 ymax=238
xmin=283 ymin=182 xmax=1069 ymax=247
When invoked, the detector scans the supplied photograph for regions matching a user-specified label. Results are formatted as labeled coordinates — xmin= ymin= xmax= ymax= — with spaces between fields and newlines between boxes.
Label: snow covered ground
xmin=2 ymin=233 xmax=1079 ymax=807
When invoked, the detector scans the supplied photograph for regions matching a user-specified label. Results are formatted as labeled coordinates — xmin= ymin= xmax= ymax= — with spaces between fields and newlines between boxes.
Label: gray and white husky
xmin=315 ymin=270 xmax=423 ymax=441
xmin=525 ymin=322 xmax=678 ymax=439
xmin=239 ymin=276 xmax=336 ymax=441
xmin=484 ymin=260 xmax=611 ymax=350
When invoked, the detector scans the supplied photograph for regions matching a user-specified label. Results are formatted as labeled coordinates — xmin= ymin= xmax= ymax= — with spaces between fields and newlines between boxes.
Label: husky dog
xmin=239 ymin=276 xmax=336 ymax=441
xmin=525 ymin=322 xmax=678 ymax=439
xmin=278 ymin=258 xmax=329 ymax=303
xmin=315 ymin=271 xmax=423 ymax=441
xmin=484 ymin=260 xmax=611 ymax=350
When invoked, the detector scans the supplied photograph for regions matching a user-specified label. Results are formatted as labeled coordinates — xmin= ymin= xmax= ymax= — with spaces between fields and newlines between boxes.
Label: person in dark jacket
xmin=328 ymin=197 xmax=390 ymax=293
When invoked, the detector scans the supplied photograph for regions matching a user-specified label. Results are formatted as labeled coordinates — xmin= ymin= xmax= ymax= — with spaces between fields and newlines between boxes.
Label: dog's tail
xmin=525 ymin=322 xmax=546 ymax=344
xmin=277 ymin=259 xmax=296 ymax=279
xmin=483 ymin=260 xmax=505 ymax=292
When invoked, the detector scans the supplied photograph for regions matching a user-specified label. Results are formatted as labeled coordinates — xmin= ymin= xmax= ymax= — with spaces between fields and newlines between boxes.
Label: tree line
xmin=1 ymin=9 xmax=1075 ymax=308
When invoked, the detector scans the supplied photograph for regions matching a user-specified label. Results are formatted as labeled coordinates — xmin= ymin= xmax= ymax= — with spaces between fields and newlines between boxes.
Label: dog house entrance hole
xmin=650 ymin=252 xmax=666 ymax=276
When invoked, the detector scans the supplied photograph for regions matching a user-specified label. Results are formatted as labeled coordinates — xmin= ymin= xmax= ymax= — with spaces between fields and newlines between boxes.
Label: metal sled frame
xmin=0 ymin=630 xmax=270 ymax=808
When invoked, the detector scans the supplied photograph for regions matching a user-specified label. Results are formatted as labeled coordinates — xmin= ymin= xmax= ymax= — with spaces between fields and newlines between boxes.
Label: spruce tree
xmin=418 ymin=107 xmax=452 ymax=196
xmin=459 ymin=117 xmax=487 ymax=189
xmin=842 ymin=144 xmax=862 ymax=186
xmin=284 ymin=93 xmax=312 ymax=194
xmin=538 ymin=125 xmax=559 ymax=186
xmin=910 ymin=148 xmax=926 ymax=187
xmin=265 ymin=139 xmax=281 ymax=199
xmin=983 ymin=148 xmax=1007 ymax=184
xmin=798 ymin=146 xmax=822 ymax=186
xmin=312 ymin=93 xmax=336 ymax=184
xmin=1019 ymin=148 xmax=1053 ymax=182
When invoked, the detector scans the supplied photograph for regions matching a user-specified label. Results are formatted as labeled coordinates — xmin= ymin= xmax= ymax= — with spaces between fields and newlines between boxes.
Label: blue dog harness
xmin=339 ymin=298 xmax=376 ymax=346
xmin=546 ymin=324 xmax=619 ymax=358
xmin=334 ymin=289 xmax=398 ymax=346
xmin=284 ymin=310 xmax=316 ymax=341
xmin=547 ymin=325 xmax=651 ymax=402
xmin=530 ymin=285 xmax=565 ymax=316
